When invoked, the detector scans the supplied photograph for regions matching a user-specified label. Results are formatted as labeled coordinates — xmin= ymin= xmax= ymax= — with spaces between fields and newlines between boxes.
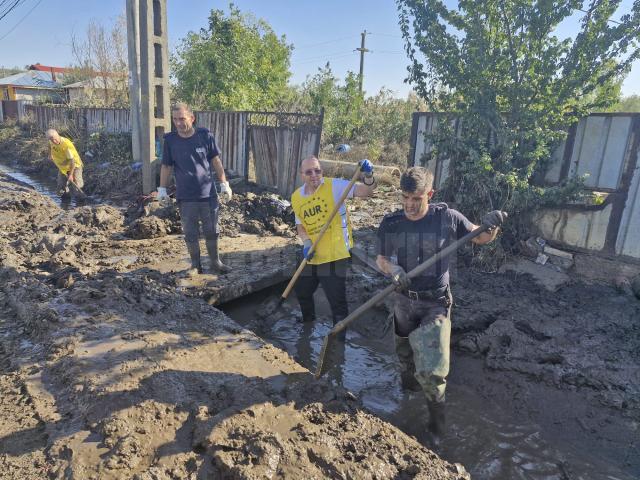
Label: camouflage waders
xmin=392 ymin=287 xmax=452 ymax=403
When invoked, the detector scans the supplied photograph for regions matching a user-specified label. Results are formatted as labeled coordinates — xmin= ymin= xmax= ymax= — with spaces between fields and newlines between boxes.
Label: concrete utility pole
xmin=356 ymin=30 xmax=369 ymax=95
xmin=126 ymin=0 xmax=171 ymax=194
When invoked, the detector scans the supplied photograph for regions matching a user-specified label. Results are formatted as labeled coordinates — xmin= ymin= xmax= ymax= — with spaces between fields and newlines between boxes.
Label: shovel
xmin=315 ymin=220 xmax=502 ymax=378
xmin=257 ymin=164 xmax=364 ymax=320
xmin=63 ymin=175 xmax=88 ymax=201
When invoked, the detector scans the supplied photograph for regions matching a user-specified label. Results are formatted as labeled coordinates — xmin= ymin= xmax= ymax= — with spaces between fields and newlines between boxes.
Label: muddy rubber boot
xmin=185 ymin=241 xmax=203 ymax=276
xmin=426 ymin=400 xmax=446 ymax=447
xmin=299 ymin=302 xmax=316 ymax=323
xmin=395 ymin=335 xmax=421 ymax=392
xmin=205 ymin=238 xmax=232 ymax=274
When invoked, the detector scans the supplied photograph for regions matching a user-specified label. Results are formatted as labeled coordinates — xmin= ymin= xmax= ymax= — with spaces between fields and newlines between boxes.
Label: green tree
xmin=296 ymin=64 xmax=364 ymax=144
xmin=397 ymin=0 xmax=640 ymax=230
xmin=171 ymin=4 xmax=292 ymax=110
xmin=610 ymin=94 xmax=640 ymax=111
xmin=0 ymin=66 xmax=22 ymax=78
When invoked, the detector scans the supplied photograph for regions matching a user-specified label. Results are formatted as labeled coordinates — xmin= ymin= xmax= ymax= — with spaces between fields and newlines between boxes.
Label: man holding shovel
xmin=46 ymin=129 xmax=84 ymax=197
xmin=376 ymin=166 xmax=505 ymax=444
xmin=291 ymin=155 xmax=376 ymax=337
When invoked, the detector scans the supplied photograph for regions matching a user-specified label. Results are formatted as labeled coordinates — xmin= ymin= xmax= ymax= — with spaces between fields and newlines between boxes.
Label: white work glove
xmin=390 ymin=264 xmax=411 ymax=290
xmin=156 ymin=187 xmax=170 ymax=204
xmin=219 ymin=181 xmax=232 ymax=202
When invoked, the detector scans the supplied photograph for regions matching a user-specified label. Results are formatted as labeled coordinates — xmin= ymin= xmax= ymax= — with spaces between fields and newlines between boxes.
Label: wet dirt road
xmin=222 ymin=265 xmax=639 ymax=480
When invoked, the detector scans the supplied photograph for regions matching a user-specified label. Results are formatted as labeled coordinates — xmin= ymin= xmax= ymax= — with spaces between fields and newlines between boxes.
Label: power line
xmin=0 ymin=0 xmax=43 ymax=41
xmin=295 ymin=34 xmax=359 ymax=50
xmin=368 ymin=32 xmax=404 ymax=39
xmin=576 ymin=8 xmax=624 ymax=26
xmin=296 ymin=52 xmax=357 ymax=66
xmin=0 ymin=0 xmax=26 ymax=23
xmin=294 ymin=50 xmax=355 ymax=62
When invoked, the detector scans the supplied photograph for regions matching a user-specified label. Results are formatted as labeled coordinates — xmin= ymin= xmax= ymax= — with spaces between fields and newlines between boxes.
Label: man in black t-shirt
xmin=376 ymin=166 xmax=505 ymax=443
xmin=157 ymin=103 xmax=233 ymax=276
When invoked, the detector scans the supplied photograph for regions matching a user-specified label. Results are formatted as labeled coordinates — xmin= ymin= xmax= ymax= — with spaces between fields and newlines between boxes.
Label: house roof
xmin=28 ymin=63 xmax=72 ymax=74
xmin=0 ymin=70 xmax=61 ymax=89
xmin=64 ymin=77 xmax=122 ymax=90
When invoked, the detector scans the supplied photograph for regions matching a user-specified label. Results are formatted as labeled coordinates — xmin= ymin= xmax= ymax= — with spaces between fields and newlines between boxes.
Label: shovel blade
xmin=256 ymin=296 xmax=284 ymax=320
xmin=315 ymin=333 xmax=336 ymax=379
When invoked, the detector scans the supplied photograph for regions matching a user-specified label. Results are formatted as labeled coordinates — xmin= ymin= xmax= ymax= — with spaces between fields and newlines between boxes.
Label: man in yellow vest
xmin=46 ymin=129 xmax=84 ymax=196
xmin=291 ymin=155 xmax=377 ymax=338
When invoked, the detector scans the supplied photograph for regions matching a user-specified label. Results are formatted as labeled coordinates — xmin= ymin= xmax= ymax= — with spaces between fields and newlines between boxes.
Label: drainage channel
xmin=0 ymin=161 xmax=79 ymax=209
xmin=220 ymin=273 xmax=634 ymax=480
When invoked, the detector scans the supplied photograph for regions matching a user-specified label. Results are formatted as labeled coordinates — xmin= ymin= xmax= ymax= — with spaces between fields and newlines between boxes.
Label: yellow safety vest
xmin=291 ymin=178 xmax=353 ymax=265
xmin=50 ymin=137 xmax=83 ymax=175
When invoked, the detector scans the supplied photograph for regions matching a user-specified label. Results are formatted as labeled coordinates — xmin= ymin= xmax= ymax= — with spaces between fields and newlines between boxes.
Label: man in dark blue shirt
xmin=157 ymin=103 xmax=232 ymax=275
xmin=376 ymin=166 xmax=505 ymax=444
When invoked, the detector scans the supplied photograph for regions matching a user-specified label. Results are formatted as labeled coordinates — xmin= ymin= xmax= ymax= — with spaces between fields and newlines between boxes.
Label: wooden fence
xmin=19 ymin=105 xmax=323 ymax=196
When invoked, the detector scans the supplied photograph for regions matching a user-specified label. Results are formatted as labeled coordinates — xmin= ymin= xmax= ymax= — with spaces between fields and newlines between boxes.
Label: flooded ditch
xmin=0 ymin=162 xmax=82 ymax=209
xmin=221 ymin=267 xmax=638 ymax=480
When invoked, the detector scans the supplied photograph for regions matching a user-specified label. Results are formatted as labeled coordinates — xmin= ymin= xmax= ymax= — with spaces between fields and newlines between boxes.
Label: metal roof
xmin=0 ymin=70 xmax=61 ymax=89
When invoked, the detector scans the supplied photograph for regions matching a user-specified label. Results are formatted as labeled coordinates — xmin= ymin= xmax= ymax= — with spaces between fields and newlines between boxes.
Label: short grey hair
xmin=45 ymin=128 xmax=58 ymax=139
xmin=400 ymin=167 xmax=434 ymax=193
xmin=171 ymin=102 xmax=193 ymax=115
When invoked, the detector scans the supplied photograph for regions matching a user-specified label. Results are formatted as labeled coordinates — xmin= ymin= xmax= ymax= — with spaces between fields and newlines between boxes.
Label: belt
xmin=403 ymin=287 xmax=447 ymax=301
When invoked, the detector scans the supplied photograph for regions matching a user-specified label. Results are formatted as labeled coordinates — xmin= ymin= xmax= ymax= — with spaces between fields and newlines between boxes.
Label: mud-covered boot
xmin=185 ymin=241 xmax=203 ymax=276
xmin=205 ymin=238 xmax=231 ymax=274
xmin=426 ymin=400 xmax=446 ymax=447
xmin=395 ymin=335 xmax=421 ymax=392
xmin=299 ymin=301 xmax=316 ymax=323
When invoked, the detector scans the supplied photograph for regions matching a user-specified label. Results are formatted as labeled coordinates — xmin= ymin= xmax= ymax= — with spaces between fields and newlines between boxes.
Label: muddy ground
xmin=0 ymin=173 xmax=469 ymax=479
xmin=1 ymin=166 xmax=639 ymax=479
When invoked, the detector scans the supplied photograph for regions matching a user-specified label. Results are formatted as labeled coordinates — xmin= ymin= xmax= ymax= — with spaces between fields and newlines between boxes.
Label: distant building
xmin=64 ymin=76 xmax=127 ymax=106
xmin=0 ymin=63 xmax=72 ymax=103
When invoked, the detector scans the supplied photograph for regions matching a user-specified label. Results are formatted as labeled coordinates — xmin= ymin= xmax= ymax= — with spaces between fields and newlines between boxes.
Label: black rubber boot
xmin=426 ymin=400 xmax=446 ymax=446
xmin=185 ymin=241 xmax=203 ymax=275
xmin=299 ymin=301 xmax=316 ymax=323
xmin=205 ymin=238 xmax=231 ymax=274
xmin=395 ymin=335 xmax=421 ymax=392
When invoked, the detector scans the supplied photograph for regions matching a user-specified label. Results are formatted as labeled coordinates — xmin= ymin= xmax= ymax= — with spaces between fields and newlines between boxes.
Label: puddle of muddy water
xmin=221 ymin=279 xmax=635 ymax=480
xmin=0 ymin=162 xmax=80 ymax=209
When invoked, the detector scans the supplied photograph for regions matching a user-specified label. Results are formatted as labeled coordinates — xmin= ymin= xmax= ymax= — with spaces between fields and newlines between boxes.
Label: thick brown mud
xmin=0 ymin=171 xmax=469 ymax=479
xmin=221 ymin=253 xmax=639 ymax=479
xmin=1 ymin=163 xmax=639 ymax=479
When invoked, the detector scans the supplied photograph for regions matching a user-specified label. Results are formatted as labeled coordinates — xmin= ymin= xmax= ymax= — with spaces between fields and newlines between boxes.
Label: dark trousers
xmin=294 ymin=258 xmax=349 ymax=325
xmin=178 ymin=197 xmax=220 ymax=243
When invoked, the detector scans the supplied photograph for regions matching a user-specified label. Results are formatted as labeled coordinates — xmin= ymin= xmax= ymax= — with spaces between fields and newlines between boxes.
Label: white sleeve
xmin=66 ymin=148 xmax=74 ymax=160
xmin=332 ymin=178 xmax=354 ymax=203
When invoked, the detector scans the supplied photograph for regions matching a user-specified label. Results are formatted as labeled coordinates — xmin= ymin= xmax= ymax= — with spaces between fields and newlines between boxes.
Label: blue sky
xmin=0 ymin=0 xmax=637 ymax=97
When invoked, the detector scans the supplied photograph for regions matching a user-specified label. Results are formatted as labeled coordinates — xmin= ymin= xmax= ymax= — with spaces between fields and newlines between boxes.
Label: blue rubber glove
xmin=359 ymin=159 xmax=374 ymax=175
xmin=336 ymin=144 xmax=351 ymax=153
xmin=302 ymin=239 xmax=314 ymax=260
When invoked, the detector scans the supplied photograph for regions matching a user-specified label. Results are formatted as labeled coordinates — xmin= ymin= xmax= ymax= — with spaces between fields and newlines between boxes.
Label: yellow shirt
xmin=50 ymin=137 xmax=83 ymax=175
xmin=291 ymin=178 xmax=353 ymax=265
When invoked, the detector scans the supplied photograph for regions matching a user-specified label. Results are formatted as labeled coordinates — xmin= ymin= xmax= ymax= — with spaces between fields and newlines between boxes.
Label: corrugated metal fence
xmin=409 ymin=112 xmax=640 ymax=259
xmin=18 ymin=105 xmax=322 ymax=197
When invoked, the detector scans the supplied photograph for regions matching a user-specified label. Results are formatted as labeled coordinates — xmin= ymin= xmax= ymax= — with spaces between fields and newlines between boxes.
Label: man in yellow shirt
xmin=46 ymin=129 xmax=84 ymax=196
xmin=291 ymin=156 xmax=376 ymax=339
